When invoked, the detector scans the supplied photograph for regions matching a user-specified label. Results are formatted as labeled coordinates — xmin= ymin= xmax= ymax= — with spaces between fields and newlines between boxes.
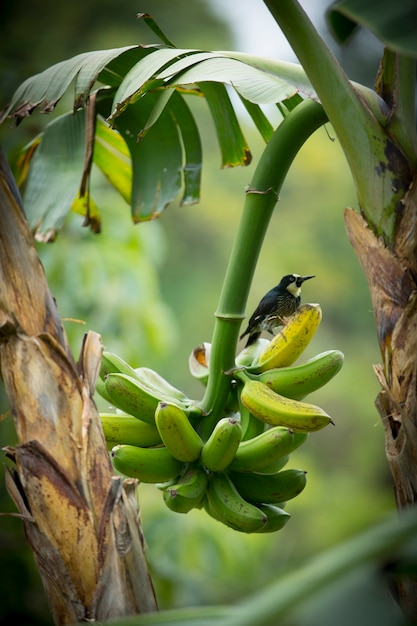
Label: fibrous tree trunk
xmin=0 ymin=149 xmax=158 ymax=624
xmin=344 ymin=174 xmax=417 ymax=620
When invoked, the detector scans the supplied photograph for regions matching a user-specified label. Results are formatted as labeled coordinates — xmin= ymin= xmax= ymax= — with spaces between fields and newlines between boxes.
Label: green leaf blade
xmin=93 ymin=116 xmax=132 ymax=205
xmin=199 ymin=82 xmax=251 ymax=168
xmin=113 ymin=93 xmax=183 ymax=221
xmin=168 ymin=93 xmax=202 ymax=205
xmin=22 ymin=111 xmax=86 ymax=240
xmin=327 ymin=0 xmax=417 ymax=57
xmin=0 ymin=46 xmax=140 ymax=123
xmin=239 ymin=96 xmax=275 ymax=143
xmin=110 ymin=48 xmax=202 ymax=118
xmin=162 ymin=56 xmax=298 ymax=105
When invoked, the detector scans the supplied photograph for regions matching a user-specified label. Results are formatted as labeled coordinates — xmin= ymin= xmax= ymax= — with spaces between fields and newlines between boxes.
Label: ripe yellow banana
xmin=111 ymin=444 xmax=183 ymax=483
xmin=162 ymin=465 xmax=208 ymax=513
xmin=205 ymin=472 xmax=266 ymax=533
xmin=240 ymin=378 xmax=334 ymax=432
xmin=230 ymin=468 xmax=307 ymax=504
xmin=229 ymin=426 xmax=295 ymax=473
xmin=250 ymin=349 xmax=344 ymax=400
xmin=200 ymin=417 xmax=242 ymax=471
xmin=155 ymin=401 xmax=204 ymax=462
xmin=250 ymin=303 xmax=322 ymax=372
xmin=100 ymin=412 xmax=162 ymax=448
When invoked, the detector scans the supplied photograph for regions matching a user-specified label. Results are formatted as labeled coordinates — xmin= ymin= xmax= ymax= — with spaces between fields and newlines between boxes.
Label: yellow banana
xmin=250 ymin=303 xmax=322 ymax=372
xmin=205 ymin=472 xmax=266 ymax=533
xmin=111 ymin=444 xmax=183 ymax=483
xmin=230 ymin=468 xmax=307 ymax=504
xmin=229 ymin=427 xmax=295 ymax=473
xmin=100 ymin=412 xmax=162 ymax=448
xmin=200 ymin=417 xmax=242 ymax=471
xmin=250 ymin=349 xmax=344 ymax=400
xmin=155 ymin=401 xmax=204 ymax=462
xmin=162 ymin=465 xmax=208 ymax=513
xmin=240 ymin=378 xmax=334 ymax=432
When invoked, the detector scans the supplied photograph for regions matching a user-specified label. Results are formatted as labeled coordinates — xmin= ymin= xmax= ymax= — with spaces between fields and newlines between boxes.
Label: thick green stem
xmin=375 ymin=49 xmax=417 ymax=165
xmin=198 ymin=99 xmax=327 ymax=439
xmin=263 ymin=0 xmax=413 ymax=243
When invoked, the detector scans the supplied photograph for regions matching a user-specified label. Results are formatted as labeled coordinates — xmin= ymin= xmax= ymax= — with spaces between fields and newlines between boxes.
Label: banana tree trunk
xmin=0 ymin=149 xmax=157 ymax=624
xmin=344 ymin=174 xmax=417 ymax=620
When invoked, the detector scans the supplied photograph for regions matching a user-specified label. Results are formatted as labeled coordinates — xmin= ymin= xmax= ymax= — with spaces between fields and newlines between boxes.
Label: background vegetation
xmin=0 ymin=1 xmax=395 ymax=623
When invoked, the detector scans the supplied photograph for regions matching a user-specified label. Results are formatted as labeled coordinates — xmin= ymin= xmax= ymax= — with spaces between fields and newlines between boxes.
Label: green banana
xmin=240 ymin=378 xmax=334 ymax=432
xmin=235 ymin=338 xmax=270 ymax=368
xmin=101 ymin=350 xmax=191 ymax=404
xmin=229 ymin=426 xmax=295 ymax=473
xmin=255 ymin=504 xmax=291 ymax=533
xmin=111 ymin=444 xmax=183 ymax=483
xmin=248 ymin=350 xmax=344 ymax=400
xmin=230 ymin=468 xmax=307 ymax=504
xmin=100 ymin=351 xmax=139 ymax=380
xmin=249 ymin=303 xmax=322 ymax=372
xmin=155 ymin=401 xmax=204 ymax=462
xmin=205 ymin=472 xmax=266 ymax=533
xmin=239 ymin=400 xmax=266 ymax=441
xmin=200 ymin=417 xmax=242 ymax=471
xmin=256 ymin=454 xmax=290 ymax=475
xmin=162 ymin=465 xmax=208 ymax=513
xmin=258 ymin=430 xmax=309 ymax=474
xmin=100 ymin=412 xmax=162 ymax=448
xmin=250 ymin=433 xmax=308 ymax=475
xmin=135 ymin=366 xmax=189 ymax=402
xmin=104 ymin=373 xmax=165 ymax=424
xmin=292 ymin=431 xmax=309 ymax=451
xmin=95 ymin=376 xmax=116 ymax=404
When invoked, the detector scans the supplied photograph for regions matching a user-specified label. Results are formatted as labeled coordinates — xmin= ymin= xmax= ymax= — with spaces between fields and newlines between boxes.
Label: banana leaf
xmin=93 ymin=506 xmax=417 ymax=626
xmin=327 ymin=0 xmax=417 ymax=57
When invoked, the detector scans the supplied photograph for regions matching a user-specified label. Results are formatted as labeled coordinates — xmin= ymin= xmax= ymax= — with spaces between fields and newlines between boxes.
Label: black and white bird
xmin=240 ymin=274 xmax=315 ymax=346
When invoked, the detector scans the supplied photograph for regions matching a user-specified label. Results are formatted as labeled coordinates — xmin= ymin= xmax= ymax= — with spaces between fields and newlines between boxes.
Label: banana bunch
xmin=96 ymin=302 xmax=343 ymax=534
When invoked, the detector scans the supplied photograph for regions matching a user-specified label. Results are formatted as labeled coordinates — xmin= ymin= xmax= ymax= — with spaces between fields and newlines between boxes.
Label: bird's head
xmin=280 ymin=273 xmax=315 ymax=297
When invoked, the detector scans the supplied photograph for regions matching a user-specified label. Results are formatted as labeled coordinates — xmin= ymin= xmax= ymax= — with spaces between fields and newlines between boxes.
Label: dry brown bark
xmin=0 ymin=149 xmax=158 ymax=623
xmin=344 ymin=174 xmax=417 ymax=620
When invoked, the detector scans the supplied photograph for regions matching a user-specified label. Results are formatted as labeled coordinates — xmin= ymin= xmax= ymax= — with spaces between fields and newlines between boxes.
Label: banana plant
xmin=1 ymin=0 xmax=417 ymax=624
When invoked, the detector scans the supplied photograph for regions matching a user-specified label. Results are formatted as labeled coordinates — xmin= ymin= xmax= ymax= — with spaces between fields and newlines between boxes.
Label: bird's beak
xmin=300 ymin=275 xmax=315 ymax=283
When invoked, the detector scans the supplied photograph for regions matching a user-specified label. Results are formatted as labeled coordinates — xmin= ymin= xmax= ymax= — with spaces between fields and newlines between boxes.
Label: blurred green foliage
xmin=0 ymin=0 xmax=397 ymax=623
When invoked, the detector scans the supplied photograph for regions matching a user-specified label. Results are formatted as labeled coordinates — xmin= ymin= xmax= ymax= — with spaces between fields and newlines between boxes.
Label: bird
xmin=240 ymin=274 xmax=315 ymax=346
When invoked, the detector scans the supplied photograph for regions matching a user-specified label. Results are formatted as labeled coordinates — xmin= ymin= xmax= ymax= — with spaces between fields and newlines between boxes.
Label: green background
xmin=0 ymin=1 xmax=394 ymax=622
